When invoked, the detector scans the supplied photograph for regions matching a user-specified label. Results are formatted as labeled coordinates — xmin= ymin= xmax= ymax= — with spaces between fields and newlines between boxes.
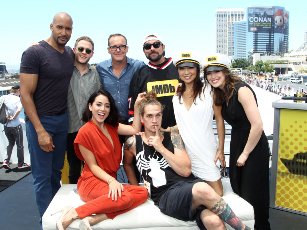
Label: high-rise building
xmin=216 ymin=8 xmax=245 ymax=56
xmin=247 ymin=6 xmax=289 ymax=55
xmin=233 ymin=21 xmax=253 ymax=59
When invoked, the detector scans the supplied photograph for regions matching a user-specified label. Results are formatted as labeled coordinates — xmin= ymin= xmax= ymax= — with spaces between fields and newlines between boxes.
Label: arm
xmin=237 ymin=86 xmax=264 ymax=166
xmin=20 ymin=73 xmax=54 ymax=152
xmin=123 ymin=136 xmax=139 ymax=185
xmin=118 ymin=92 xmax=145 ymax=135
xmin=150 ymin=128 xmax=191 ymax=177
xmin=78 ymin=144 xmax=124 ymax=200
xmin=213 ymin=101 xmax=226 ymax=167
xmin=8 ymin=101 xmax=23 ymax=121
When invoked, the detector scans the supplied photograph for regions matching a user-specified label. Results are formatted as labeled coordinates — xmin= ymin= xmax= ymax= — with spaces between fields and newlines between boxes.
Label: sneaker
xmin=2 ymin=160 xmax=11 ymax=169
xmin=18 ymin=163 xmax=31 ymax=169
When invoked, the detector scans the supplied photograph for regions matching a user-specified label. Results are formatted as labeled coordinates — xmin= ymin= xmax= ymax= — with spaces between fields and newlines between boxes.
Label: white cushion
xmin=42 ymin=178 xmax=254 ymax=230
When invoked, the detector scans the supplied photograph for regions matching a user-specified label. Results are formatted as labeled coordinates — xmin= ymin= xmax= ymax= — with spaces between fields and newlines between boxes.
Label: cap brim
xmin=205 ymin=66 xmax=225 ymax=72
xmin=177 ymin=62 xmax=199 ymax=68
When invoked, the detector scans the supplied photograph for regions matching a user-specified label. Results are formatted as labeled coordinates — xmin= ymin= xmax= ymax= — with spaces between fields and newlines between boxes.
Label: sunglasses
xmin=77 ymin=47 xmax=92 ymax=54
xmin=143 ymin=41 xmax=162 ymax=50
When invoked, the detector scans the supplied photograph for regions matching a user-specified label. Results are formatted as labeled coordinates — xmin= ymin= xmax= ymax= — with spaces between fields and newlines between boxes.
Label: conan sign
xmin=248 ymin=7 xmax=273 ymax=32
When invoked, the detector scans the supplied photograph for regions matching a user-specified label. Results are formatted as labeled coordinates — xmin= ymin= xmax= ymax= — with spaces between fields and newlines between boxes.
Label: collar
xmin=147 ymin=57 xmax=173 ymax=70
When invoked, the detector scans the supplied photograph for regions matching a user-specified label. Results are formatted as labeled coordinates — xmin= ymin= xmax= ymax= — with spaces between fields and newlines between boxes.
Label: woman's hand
xmin=236 ymin=152 xmax=249 ymax=167
xmin=108 ymin=179 xmax=124 ymax=201
xmin=134 ymin=92 xmax=146 ymax=107
xmin=215 ymin=148 xmax=226 ymax=168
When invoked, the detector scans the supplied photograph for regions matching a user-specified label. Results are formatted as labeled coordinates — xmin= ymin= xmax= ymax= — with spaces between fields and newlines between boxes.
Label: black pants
xmin=4 ymin=124 xmax=24 ymax=165
xmin=66 ymin=132 xmax=82 ymax=184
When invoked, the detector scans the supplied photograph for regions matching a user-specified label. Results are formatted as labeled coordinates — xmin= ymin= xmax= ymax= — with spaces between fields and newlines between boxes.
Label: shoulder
xmin=97 ymin=59 xmax=111 ymax=69
xmin=128 ymin=57 xmax=145 ymax=67
xmin=169 ymin=131 xmax=184 ymax=150
xmin=124 ymin=135 xmax=136 ymax=150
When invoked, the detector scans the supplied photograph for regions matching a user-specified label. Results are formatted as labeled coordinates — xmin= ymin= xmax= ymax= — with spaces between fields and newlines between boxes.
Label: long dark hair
xmin=204 ymin=68 xmax=241 ymax=106
xmin=177 ymin=65 xmax=204 ymax=103
xmin=82 ymin=89 xmax=119 ymax=127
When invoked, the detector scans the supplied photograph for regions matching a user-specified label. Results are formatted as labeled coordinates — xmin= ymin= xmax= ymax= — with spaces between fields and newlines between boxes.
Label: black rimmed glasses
xmin=108 ymin=45 xmax=127 ymax=52
xmin=143 ymin=41 xmax=162 ymax=50
xmin=77 ymin=47 xmax=92 ymax=54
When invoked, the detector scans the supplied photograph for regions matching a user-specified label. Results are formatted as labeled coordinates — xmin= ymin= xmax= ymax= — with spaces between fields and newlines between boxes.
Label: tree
xmin=231 ymin=58 xmax=250 ymax=69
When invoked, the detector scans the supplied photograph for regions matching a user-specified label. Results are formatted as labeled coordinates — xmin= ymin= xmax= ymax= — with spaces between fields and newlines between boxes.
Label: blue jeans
xmin=26 ymin=113 xmax=68 ymax=217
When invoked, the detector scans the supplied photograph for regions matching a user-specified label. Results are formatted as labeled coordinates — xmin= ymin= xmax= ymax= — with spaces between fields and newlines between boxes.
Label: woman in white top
xmin=172 ymin=53 xmax=225 ymax=196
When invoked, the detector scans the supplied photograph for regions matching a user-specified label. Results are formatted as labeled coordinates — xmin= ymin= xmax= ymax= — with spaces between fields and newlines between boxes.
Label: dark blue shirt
xmin=96 ymin=57 xmax=144 ymax=121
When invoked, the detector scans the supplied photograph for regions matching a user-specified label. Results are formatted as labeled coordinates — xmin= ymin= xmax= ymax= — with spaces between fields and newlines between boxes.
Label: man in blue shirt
xmin=96 ymin=34 xmax=144 ymax=130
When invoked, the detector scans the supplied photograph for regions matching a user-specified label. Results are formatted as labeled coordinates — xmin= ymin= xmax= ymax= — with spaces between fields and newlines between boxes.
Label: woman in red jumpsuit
xmin=56 ymin=89 xmax=148 ymax=230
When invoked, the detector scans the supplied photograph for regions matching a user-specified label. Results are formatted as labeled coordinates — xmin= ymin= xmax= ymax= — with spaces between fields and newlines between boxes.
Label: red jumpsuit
xmin=74 ymin=121 xmax=148 ymax=219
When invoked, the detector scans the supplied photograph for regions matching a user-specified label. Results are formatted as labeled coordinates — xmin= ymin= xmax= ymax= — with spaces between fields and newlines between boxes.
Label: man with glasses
xmin=96 ymin=34 xmax=144 ymax=136
xmin=19 ymin=12 xmax=74 ymax=218
xmin=125 ymin=34 xmax=179 ymax=183
xmin=66 ymin=36 xmax=101 ymax=184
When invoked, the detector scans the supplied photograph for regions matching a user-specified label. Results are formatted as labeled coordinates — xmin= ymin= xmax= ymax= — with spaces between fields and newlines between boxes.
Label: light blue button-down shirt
xmin=97 ymin=57 xmax=144 ymax=121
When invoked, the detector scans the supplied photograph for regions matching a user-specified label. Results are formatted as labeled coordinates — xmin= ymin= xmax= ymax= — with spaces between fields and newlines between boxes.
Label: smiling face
xmin=108 ymin=35 xmax=128 ymax=63
xmin=178 ymin=66 xmax=198 ymax=85
xmin=74 ymin=39 xmax=94 ymax=64
xmin=206 ymin=70 xmax=226 ymax=89
xmin=89 ymin=94 xmax=111 ymax=124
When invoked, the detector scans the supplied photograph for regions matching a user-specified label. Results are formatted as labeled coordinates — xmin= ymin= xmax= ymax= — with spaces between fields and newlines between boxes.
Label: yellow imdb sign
xmin=275 ymin=109 xmax=307 ymax=213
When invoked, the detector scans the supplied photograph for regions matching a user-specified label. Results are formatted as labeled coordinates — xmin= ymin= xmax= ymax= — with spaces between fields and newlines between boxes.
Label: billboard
xmin=248 ymin=7 xmax=274 ymax=32
xmin=273 ymin=7 xmax=289 ymax=34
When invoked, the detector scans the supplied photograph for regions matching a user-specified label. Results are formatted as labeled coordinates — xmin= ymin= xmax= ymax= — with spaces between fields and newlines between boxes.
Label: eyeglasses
xmin=108 ymin=45 xmax=127 ymax=51
xmin=143 ymin=42 xmax=162 ymax=50
xmin=77 ymin=47 xmax=92 ymax=54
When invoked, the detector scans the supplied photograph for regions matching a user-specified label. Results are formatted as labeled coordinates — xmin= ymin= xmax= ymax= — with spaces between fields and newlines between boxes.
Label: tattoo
xmin=170 ymin=132 xmax=184 ymax=150
xmin=124 ymin=136 xmax=135 ymax=150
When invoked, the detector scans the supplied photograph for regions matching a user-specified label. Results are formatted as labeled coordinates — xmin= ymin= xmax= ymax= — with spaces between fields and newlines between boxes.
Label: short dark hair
xmin=82 ymin=89 xmax=119 ymax=126
xmin=75 ymin=36 xmax=94 ymax=50
xmin=107 ymin=34 xmax=127 ymax=46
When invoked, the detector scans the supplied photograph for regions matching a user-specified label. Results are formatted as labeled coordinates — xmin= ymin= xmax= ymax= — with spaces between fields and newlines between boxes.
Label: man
xmin=123 ymin=93 xmax=251 ymax=230
xmin=19 ymin=12 xmax=74 ymax=218
xmin=128 ymin=34 xmax=179 ymax=129
xmin=66 ymin=36 xmax=102 ymax=184
xmin=96 ymin=34 xmax=144 ymax=133
xmin=1 ymin=85 xmax=30 ymax=170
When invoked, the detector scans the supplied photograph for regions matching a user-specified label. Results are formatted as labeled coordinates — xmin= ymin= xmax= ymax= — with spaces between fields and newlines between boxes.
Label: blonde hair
xmin=139 ymin=91 xmax=164 ymax=116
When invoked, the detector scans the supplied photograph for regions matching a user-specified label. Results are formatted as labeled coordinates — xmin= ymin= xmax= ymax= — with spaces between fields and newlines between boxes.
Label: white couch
xmin=42 ymin=178 xmax=254 ymax=230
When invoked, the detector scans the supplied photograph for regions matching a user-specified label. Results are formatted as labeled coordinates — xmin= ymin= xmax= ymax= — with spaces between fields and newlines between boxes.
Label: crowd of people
xmin=2 ymin=11 xmax=274 ymax=230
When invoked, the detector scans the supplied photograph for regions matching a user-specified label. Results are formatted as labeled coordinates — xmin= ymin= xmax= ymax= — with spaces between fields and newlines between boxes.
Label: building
xmin=233 ymin=21 xmax=253 ymax=59
xmin=216 ymin=8 xmax=245 ymax=56
xmin=247 ymin=6 xmax=289 ymax=55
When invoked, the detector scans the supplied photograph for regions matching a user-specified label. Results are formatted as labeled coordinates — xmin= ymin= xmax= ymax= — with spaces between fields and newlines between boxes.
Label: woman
xmin=56 ymin=89 xmax=148 ymax=230
xmin=173 ymin=53 xmax=226 ymax=196
xmin=204 ymin=53 xmax=271 ymax=230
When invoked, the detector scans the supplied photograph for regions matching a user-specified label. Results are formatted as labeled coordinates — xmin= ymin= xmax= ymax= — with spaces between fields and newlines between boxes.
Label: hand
xmin=214 ymin=149 xmax=226 ymax=168
xmin=236 ymin=152 xmax=249 ymax=167
xmin=37 ymin=129 xmax=55 ymax=152
xmin=134 ymin=92 xmax=146 ymax=107
xmin=148 ymin=126 xmax=163 ymax=151
xmin=108 ymin=179 xmax=124 ymax=201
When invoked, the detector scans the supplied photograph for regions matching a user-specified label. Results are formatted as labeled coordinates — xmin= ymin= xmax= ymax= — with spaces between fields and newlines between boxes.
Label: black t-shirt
xmin=20 ymin=40 xmax=74 ymax=116
xmin=135 ymin=133 xmax=196 ymax=204
xmin=128 ymin=58 xmax=179 ymax=129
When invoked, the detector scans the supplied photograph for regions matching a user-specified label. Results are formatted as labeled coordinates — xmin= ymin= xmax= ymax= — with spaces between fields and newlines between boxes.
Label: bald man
xmin=20 ymin=12 xmax=74 ymax=218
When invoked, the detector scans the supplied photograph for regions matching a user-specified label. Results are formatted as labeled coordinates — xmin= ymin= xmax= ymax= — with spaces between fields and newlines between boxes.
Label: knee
xmin=201 ymin=210 xmax=225 ymax=230
xmin=193 ymin=182 xmax=217 ymax=202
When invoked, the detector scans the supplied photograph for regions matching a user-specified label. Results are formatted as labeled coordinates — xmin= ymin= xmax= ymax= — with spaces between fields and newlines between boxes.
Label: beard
xmin=146 ymin=52 xmax=163 ymax=62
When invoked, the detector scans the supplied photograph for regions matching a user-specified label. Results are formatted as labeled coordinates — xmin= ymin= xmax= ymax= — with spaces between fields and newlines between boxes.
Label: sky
xmin=0 ymin=0 xmax=306 ymax=72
